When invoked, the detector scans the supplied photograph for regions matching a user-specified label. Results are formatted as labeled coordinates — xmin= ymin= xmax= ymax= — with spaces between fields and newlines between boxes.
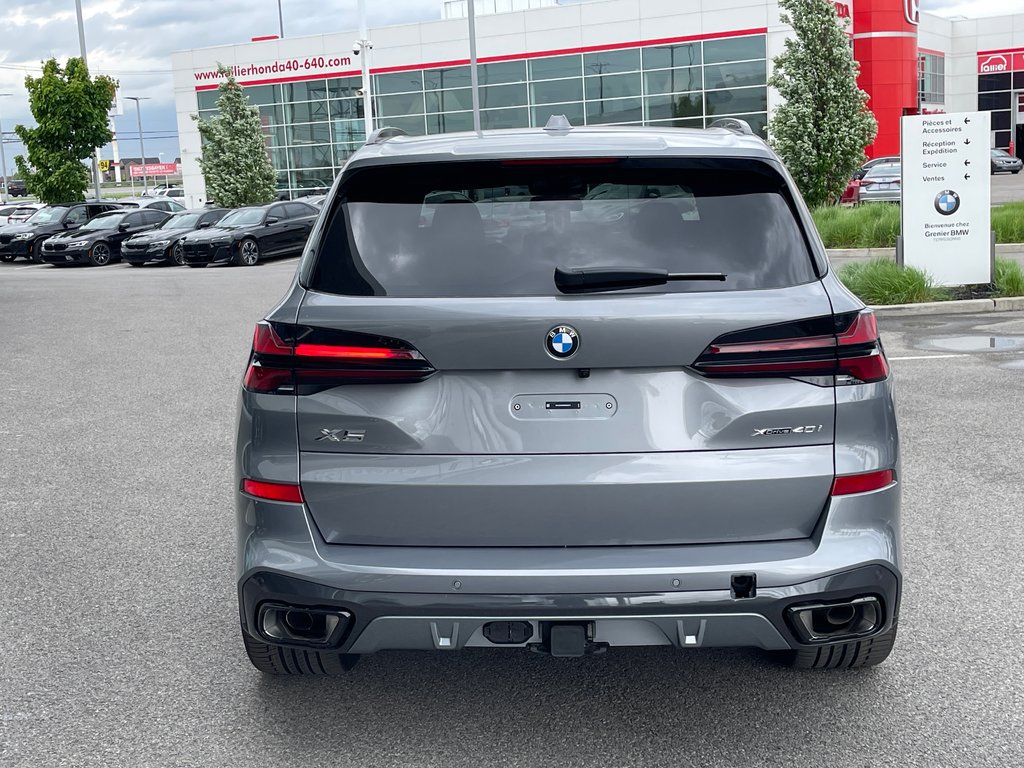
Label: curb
xmin=873 ymin=297 xmax=1024 ymax=318
xmin=827 ymin=243 xmax=1024 ymax=262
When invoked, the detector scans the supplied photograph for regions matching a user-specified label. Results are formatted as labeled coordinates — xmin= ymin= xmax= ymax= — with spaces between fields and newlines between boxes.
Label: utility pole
xmin=0 ymin=93 xmax=11 ymax=204
xmin=125 ymin=97 xmax=150 ymax=195
xmin=277 ymin=0 xmax=285 ymax=38
xmin=74 ymin=0 xmax=103 ymax=201
xmin=356 ymin=0 xmax=374 ymax=138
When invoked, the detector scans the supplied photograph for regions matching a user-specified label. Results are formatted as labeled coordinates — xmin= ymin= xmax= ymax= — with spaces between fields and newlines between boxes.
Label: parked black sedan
xmin=181 ymin=201 xmax=318 ymax=267
xmin=40 ymin=208 xmax=170 ymax=266
xmin=121 ymin=208 xmax=228 ymax=266
xmin=0 ymin=201 xmax=121 ymax=262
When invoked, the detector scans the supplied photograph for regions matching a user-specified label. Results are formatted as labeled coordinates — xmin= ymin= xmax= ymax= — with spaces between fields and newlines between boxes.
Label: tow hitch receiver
xmin=531 ymin=622 xmax=607 ymax=657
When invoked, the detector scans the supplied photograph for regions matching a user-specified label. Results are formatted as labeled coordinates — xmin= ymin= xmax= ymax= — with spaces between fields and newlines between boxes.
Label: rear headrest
xmin=430 ymin=203 xmax=484 ymax=240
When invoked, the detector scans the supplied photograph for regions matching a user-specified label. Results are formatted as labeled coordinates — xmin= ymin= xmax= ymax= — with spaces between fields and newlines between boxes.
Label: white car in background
xmin=1 ymin=203 xmax=45 ymax=225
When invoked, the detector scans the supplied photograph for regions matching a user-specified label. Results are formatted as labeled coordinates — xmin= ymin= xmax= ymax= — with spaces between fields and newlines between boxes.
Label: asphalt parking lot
xmin=2 ymin=259 xmax=1024 ymax=767
xmin=991 ymin=170 xmax=1024 ymax=205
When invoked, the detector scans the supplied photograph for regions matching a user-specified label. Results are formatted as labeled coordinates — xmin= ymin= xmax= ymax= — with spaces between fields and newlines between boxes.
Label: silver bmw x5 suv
xmin=236 ymin=119 xmax=900 ymax=674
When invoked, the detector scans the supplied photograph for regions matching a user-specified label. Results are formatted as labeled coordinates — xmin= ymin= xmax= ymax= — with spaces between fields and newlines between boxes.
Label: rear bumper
xmin=236 ymin=483 xmax=902 ymax=653
xmin=240 ymin=565 xmax=899 ymax=653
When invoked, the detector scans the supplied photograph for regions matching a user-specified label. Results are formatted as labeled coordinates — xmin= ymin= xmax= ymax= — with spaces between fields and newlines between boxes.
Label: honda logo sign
xmin=905 ymin=0 xmax=920 ymax=25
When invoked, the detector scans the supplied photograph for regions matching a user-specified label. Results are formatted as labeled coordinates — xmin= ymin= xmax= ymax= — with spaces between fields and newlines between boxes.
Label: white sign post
xmin=901 ymin=111 xmax=992 ymax=286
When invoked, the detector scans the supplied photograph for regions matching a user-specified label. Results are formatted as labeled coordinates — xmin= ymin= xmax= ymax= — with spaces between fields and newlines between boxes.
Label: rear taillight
xmin=243 ymin=321 xmax=435 ymax=395
xmin=693 ymin=310 xmax=889 ymax=384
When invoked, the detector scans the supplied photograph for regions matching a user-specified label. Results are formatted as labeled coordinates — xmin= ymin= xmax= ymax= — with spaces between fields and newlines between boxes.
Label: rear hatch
xmin=260 ymin=157 xmax=859 ymax=547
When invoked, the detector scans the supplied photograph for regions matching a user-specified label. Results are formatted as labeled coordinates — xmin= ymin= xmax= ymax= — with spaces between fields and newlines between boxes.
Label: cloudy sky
xmin=0 ymin=0 xmax=1016 ymax=168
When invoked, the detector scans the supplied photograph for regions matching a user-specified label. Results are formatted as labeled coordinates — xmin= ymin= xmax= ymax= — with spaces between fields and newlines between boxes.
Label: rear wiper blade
xmin=554 ymin=266 xmax=727 ymax=294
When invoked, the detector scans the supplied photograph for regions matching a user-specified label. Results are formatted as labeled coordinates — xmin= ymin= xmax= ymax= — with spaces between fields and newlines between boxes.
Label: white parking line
xmin=889 ymin=354 xmax=970 ymax=361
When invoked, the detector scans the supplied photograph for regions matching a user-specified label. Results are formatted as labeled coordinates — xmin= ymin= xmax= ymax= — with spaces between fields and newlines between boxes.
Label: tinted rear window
xmin=309 ymin=159 xmax=816 ymax=297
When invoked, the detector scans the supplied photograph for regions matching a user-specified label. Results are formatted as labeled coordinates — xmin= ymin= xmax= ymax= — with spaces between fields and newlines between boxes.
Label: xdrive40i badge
xmin=752 ymin=425 xmax=824 ymax=437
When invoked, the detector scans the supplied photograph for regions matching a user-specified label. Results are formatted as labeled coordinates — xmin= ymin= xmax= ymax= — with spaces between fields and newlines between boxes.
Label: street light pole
xmin=357 ymin=0 xmax=374 ymax=138
xmin=74 ymin=0 xmax=103 ymax=201
xmin=277 ymin=0 xmax=285 ymax=38
xmin=468 ymin=0 xmax=481 ymax=134
xmin=125 ymin=97 xmax=150 ymax=195
xmin=0 ymin=93 xmax=11 ymax=204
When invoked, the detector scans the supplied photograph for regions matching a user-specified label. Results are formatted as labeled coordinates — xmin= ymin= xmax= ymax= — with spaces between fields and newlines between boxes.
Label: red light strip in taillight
xmin=294 ymin=344 xmax=422 ymax=360
xmin=241 ymin=478 xmax=304 ymax=503
xmin=710 ymin=335 xmax=837 ymax=355
xmin=830 ymin=469 xmax=896 ymax=496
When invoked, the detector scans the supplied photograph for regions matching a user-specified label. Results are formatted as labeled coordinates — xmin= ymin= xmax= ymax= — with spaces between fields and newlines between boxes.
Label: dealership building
xmin=170 ymin=0 xmax=1024 ymax=205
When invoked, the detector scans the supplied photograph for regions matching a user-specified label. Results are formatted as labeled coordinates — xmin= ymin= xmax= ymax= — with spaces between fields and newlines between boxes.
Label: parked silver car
xmin=235 ymin=121 xmax=901 ymax=674
xmin=991 ymin=149 xmax=1022 ymax=175
xmin=859 ymin=162 xmax=901 ymax=203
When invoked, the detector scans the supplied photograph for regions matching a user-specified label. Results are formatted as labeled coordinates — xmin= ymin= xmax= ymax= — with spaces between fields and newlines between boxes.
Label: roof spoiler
xmin=708 ymin=118 xmax=755 ymax=136
xmin=366 ymin=127 xmax=409 ymax=145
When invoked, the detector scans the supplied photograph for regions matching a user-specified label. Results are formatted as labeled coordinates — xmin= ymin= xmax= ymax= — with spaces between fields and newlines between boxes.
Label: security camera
xmin=352 ymin=40 xmax=373 ymax=56
xmin=356 ymin=88 xmax=366 ymax=97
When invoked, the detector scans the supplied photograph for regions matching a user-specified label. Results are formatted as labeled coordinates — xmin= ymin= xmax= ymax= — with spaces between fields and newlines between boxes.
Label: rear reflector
xmin=243 ymin=321 xmax=435 ymax=394
xmin=694 ymin=310 xmax=889 ymax=384
xmin=830 ymin=469 xmax=895 ymax=496
xmin=242 ymin=479 xmax=304 ymax=503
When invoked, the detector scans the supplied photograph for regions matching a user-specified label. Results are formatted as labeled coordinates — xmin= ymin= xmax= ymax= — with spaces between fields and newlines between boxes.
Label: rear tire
xmin=30 ymin=239 xmax=44 ymax=263
xmin=241 ymin=630 xmax=358 ymax=676
xmin=782 ymin=623 xmax=897 ymax=670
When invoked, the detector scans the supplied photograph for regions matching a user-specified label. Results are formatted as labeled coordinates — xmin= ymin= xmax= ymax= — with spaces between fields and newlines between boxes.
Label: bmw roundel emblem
xmin=546 ymin=325 xmax=579 ymax=359
xmin=934 ymin=190 xmax=960 ymax=216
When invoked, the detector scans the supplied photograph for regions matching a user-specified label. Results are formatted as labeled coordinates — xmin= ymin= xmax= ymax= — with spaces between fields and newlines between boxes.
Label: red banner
xmin=130 ymin=163 xmax=180 ymax=177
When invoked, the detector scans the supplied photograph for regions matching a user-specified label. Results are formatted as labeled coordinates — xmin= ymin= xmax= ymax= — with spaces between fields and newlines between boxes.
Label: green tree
xmin=14 ymin=58 xmax=116 ymax=203
xmin=192 ymin=66 xmax=276 ymax=207
xmin=768 ymin=0 xmax=877 ymax=208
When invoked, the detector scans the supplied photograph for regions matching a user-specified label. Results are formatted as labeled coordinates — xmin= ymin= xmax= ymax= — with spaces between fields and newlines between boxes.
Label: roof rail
xmin=366 ymin=126 xmax=409 ymax=145
xmin=708 ymin=118 xmax=754 ymax=136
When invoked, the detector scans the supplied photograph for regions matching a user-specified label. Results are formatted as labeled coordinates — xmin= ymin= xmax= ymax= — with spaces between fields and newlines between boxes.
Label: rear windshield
xmin=308 ymin=159 xmax=816 ymax=297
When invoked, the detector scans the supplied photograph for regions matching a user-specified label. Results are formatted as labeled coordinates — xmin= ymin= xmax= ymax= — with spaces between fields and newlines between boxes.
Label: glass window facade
xmin=919 ymin=53 xmax=945 ymax=106
xmin=977 ymin=70 xmax=1016 ymax=150
xmin=197 ymin=34 xmax=769 ymax=199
